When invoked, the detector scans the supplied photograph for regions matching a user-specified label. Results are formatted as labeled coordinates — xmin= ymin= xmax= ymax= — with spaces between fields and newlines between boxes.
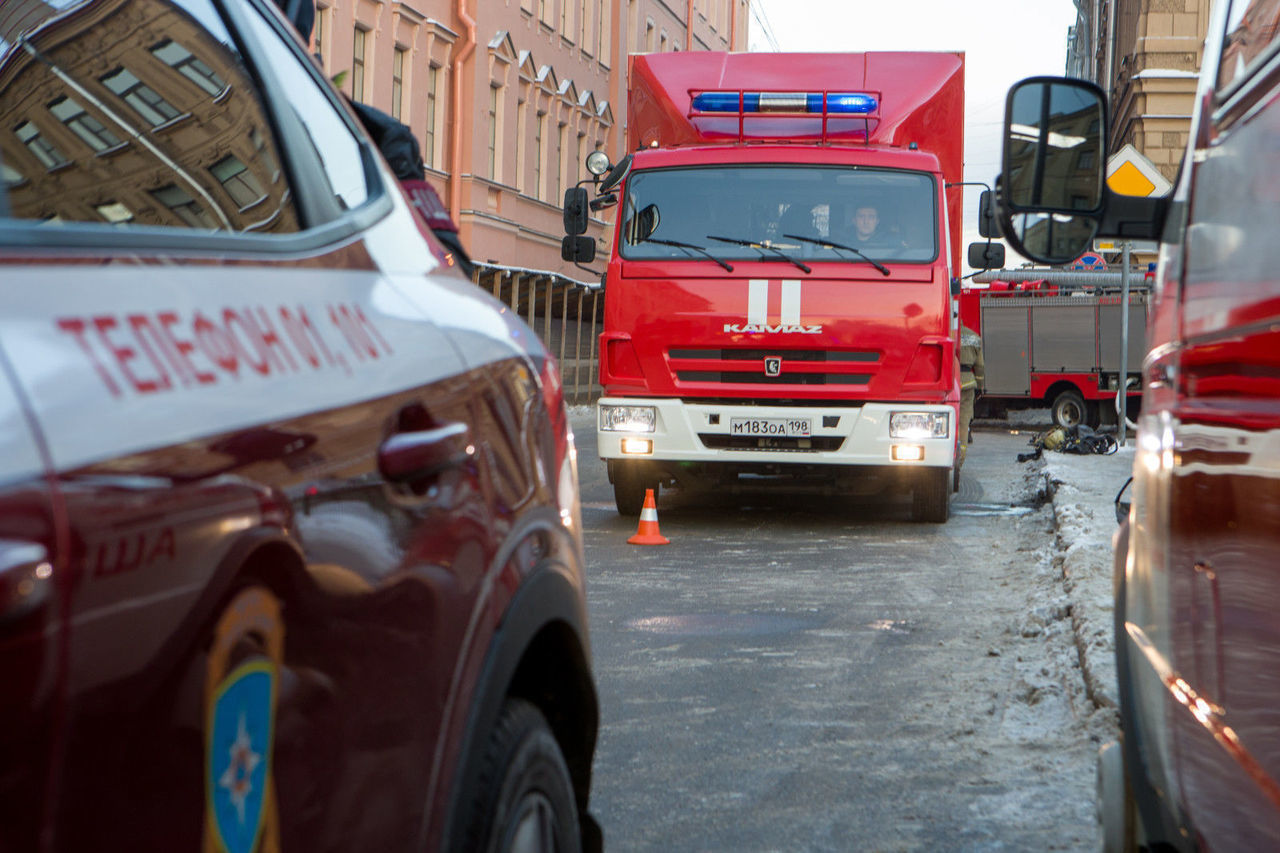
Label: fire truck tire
xmin=1050 ymin=389 xmax=1088 ymax=429
xmin=611 ymin=462 xmax=656 ymax=516
xmin=912 ymin=468 xmax=950 ymax=523
xmin=460 ymin=698 xmax=581 ymax=853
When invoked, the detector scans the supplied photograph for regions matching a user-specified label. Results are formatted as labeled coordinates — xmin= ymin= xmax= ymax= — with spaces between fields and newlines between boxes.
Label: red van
xmin=995 ymin=2 xmax=1280 ymax=848
xmin=0 ymin=0 xmax=598 ymax=850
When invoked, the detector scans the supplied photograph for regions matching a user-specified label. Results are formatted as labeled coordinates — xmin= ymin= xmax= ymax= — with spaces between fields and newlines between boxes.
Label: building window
xmin=151 ymin=184 xmax=217 ymax=229
xmin=15 ymin=121 xmax=68 ymax=169
xmin=352 ymin=27 xmax=367 ymax=102
xmin=555 ymin=121 xmax=565 ymax=202
xmin=515 ymin=99 xmax=528 ymax=192
xmin=488 ymin=85 xmax=499 ymax=180
xmin=392 ymin=47 xmax=406 ymax=120
xmin=599 ymin=0 xmax=610 ymax=63
xmin=659 ymin=30 xmax=667 ymax=52
xmin=575 ymin=131 xmax=584 ymax=184
xmin=425 ymin=65 xmax=438 ymax=168
xmin=95 ymin=201 xmax=134 ymax=224
xmin=645 ymin=18 xmax=655 ymax=51
xmin=49 ymin=97 xmax=122 ymax=152
xmin=101 ymin=68 xmax=181 ymax=126
xmin=151 ymin=40 xmax=226 ymax=96
xmin=313 ymin=6 xmax=326 ymax=59
xmin=539 ymin=0 xmax=551 ymax=25
xmin=211 ymin=154 xmax=266 ymax=208
xmin=2 ymin=161 xmax=26 ymax=188
xmin=534 ymin=111 xmax=545 ymax=200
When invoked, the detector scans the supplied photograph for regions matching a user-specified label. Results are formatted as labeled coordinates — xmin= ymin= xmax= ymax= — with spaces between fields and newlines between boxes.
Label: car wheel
xmin=462 ymin=699 xmax=580 ymax=853
xmin=1051 ymin=389 xmax=1088 ymax=428
xmin=611 ymin=462 xmax=655 ymax=517
xmin=911 ymin=468 xmax=949 ymax=523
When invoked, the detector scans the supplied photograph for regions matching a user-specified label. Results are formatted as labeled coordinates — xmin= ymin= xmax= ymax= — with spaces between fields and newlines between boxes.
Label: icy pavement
xmin=1021 ymin=430 xmax=1135 ymax=719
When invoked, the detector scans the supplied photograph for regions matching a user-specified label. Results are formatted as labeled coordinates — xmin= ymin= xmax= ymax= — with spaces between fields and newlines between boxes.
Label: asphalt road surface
xmin=573 ymin=411 xmax=1104 ymax=852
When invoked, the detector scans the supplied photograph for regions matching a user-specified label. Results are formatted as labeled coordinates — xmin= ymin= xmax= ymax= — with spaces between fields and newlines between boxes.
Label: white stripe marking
xmin=781 ymin=279 xmax=801 ymax=325
xmin=640 ymin=508 xmax=659 ymax=522
xmin=748 ymin=279 xmax=768 ymax=325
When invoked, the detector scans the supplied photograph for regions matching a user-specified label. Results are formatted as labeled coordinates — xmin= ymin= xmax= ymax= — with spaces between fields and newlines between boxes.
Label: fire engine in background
xmin=959 ymin=277 xmax=1147 ymax=428
xmin=564 ymin=52 xmax=992 ymax=523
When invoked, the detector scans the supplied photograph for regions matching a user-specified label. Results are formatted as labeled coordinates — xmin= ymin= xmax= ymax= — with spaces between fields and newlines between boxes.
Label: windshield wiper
xmin=706 ymin=234 xmax=811 ymax=274
xmin=782 ymin=233 xmax=890 ymax=276
xmin=642 ymin=236 xmax=734 ymax=272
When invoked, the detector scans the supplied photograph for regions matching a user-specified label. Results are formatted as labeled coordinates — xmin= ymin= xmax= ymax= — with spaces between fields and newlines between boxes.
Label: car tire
xmin=461 ymin=698 xmax=580 ymax=853
xmin=611 ymin=462 xmax=655 ymax=517
xmin=1051 ymin=389 xmax=1088 ymax=428
xmin=911 ymin=468 xmax=949 ymax=523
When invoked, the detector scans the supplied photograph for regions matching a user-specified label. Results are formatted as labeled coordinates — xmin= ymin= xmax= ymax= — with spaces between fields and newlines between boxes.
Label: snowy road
xmin=573 ymin=410 xmax=1114 ymax=851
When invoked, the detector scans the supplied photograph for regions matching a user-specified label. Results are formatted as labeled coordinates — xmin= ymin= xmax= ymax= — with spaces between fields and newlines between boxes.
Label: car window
xmin=1218 ymin=0 xmax=1280 ymax=93
xmin=237 ymin=4 xmax=370 ymax=212
xmin=0 ymin=0 xmax=299 ymax=233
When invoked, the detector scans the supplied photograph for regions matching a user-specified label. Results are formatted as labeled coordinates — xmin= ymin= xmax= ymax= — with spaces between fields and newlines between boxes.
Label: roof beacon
xmin=691 ymin=92 xmax=878 ymax=115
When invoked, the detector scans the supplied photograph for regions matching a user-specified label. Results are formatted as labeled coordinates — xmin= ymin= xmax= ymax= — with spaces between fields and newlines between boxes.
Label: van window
xmin=0 ymin=0 xmax=298 ymax=233
xmin=1218 ymin=0 xmax=1280 ymax=93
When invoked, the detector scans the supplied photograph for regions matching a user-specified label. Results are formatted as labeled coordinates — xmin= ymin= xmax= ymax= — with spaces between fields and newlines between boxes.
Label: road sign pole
xmin=1118 ymin=241 xmax=1131 ymax=447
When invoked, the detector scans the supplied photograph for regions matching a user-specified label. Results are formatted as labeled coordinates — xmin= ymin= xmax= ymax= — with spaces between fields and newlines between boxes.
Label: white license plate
xmin=729 ymin=417 xmax=812 ymax=437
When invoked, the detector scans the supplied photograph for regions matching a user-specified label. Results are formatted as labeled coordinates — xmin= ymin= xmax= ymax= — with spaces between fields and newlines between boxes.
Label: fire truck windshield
xmin=619 ymin=165 xmax=938 ymax=264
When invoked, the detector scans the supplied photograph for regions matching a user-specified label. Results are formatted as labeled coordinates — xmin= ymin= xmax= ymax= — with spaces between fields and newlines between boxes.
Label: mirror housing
xmin=563 ymin=187 xmax=590 ymax=236
xmin=978 ymin=189 xmax=1001 ymax=239
xmin=967 ymin=241 xmax=1005 ymax=271
xmin=599 ymin=154 xmax=633 ymax=194
xmin=999 ymin=77 xmax=1107 ymax=265
xmin=590 ymin=192 xmax=618 ymax=212
xmin=561 ymin=235 xmax=595 ymax=264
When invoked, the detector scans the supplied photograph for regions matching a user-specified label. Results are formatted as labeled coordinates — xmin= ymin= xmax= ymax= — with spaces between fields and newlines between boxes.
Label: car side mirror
xmin=563 ymin=187 xmax=590 ymax=236
xmin=561 ymin=235 xmax=595 ymax=264
xmin=1000 ymin=77 xmax=1107 ymax=265
xmin=967 ymin=241 xmax=1005 ymax=270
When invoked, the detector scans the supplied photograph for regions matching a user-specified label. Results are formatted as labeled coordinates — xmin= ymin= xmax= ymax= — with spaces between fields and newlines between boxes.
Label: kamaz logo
xmin=727 ymin=279 xmax=822 ymax=335
xmin=723 ymin=323 xmax=823 ymax=334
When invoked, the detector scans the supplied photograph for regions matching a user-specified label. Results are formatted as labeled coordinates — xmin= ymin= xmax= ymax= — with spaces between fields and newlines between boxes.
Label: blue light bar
xmin=691 ymin=92 xmax=878 ymax=115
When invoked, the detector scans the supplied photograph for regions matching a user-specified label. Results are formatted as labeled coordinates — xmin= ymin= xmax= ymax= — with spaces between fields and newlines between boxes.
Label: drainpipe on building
xmin=450 ymin=0 xmax=476 ymax=226
xmin=687 ymin=0 xmax=693 ymax=51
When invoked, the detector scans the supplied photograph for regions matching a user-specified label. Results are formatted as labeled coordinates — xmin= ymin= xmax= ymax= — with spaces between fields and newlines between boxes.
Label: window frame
xmin=0 ymin=0 xmax=391 ymax=253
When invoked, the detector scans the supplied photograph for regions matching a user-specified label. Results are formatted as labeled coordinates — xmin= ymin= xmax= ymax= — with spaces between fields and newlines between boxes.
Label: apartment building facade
xmin=314 ymin=0 xmax=748 ymax=277
xmin=1067 ymin=0 xmax=1210 ymax=184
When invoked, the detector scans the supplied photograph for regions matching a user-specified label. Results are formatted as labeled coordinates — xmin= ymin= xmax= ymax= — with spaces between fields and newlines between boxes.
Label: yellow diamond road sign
xmin=1106 ymin=144 xmax=1172 ymax=197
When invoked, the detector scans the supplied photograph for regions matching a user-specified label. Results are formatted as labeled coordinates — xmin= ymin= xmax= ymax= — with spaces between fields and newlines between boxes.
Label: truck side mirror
xmin=561 ymin=235 xmax=595 ymax=264
xmin=1000 ymin=77 xmax=1107 ymax=265
xmin=599 ymin=154 xmax=632 ymax=194
xmin=563 ymin=187 xmax=590 ymax=236
xmin=977 ymin=189 xmax=1001 ymax=239
xmin=967 ymin=241 xmax=1005 ymax=270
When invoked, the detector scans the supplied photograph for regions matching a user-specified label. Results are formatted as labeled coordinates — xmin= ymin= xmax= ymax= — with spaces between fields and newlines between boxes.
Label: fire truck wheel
xmin=611 ymin=462 xmax=656 ymax=516
xmin=460 ymin=698 xmax=581 ymax=853
xmin=912 ymin=468 xmax=950 ymax=523
xmin=1050 ymin=389 xmax=1088 ymax=429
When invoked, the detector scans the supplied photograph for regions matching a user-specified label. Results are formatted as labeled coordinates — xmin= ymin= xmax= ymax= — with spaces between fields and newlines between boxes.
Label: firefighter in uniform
xmin=958 ymin=322 xmax=984 ymax=467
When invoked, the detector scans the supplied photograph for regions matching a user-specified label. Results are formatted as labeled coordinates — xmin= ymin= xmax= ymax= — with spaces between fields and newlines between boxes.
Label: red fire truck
xmin=569 ymin=52 xmax=976 ymax=522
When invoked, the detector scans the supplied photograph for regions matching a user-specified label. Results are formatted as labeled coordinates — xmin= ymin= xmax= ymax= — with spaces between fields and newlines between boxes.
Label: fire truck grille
xmin=670 ymin=348 xmax=877 ymax=386
xmin=669 ymin=348 xmax=879 ymax=363
xmin=697 ymin=435 xmax=845 ymax=452
xmin=676 ymin=371 xmax=871 ymax=385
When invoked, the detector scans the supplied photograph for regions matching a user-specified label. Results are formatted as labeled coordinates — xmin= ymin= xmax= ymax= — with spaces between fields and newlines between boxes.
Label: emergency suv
xmin=994 ymin=1 xmax=1280 ymax=846
xmin=0 ymin=1 xmax=599 ymax=851
xmin=566 ymin=52 xmax=979 ymax=522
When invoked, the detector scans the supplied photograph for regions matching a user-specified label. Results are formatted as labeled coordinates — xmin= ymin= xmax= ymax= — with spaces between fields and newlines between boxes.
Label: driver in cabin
xmin=847 ymin=202 xmax=907 ymax=252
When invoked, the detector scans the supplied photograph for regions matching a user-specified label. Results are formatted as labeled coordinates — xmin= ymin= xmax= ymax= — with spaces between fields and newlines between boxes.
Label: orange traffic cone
xmin=627 ymin=489 xmax=669 ymax=545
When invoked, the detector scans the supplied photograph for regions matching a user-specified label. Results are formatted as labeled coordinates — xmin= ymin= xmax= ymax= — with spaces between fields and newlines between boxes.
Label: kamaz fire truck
xmin=568 ymin=52 xmax=983 ymax=522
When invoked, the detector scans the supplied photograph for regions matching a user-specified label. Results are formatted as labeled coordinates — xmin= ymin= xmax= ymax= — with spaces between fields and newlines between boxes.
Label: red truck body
xmin=595 ymin=52 xmax=966 ymax=521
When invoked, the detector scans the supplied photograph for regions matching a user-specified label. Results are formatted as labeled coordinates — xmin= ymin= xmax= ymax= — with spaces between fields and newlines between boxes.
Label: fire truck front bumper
xmin=596 ymin=397 xmax=957 ymax=469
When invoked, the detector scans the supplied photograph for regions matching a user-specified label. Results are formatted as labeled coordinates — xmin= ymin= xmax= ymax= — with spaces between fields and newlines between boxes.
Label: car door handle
xmin=0 ymin=540 xmax=53 ymax=625
xmin=377 ymin=422 xmax=474 ymax=486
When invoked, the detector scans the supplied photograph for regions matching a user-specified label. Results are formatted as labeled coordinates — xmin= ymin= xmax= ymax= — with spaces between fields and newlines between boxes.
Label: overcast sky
xmin=746 ymin=0 xmax=1079 ymax=270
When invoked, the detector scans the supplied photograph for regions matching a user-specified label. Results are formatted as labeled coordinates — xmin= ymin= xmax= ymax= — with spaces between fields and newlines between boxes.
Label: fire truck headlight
xmin=599 ymin=405 xmax=656 ymax=433
xmin=890 ymin=412 xmax=949 ymax=440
